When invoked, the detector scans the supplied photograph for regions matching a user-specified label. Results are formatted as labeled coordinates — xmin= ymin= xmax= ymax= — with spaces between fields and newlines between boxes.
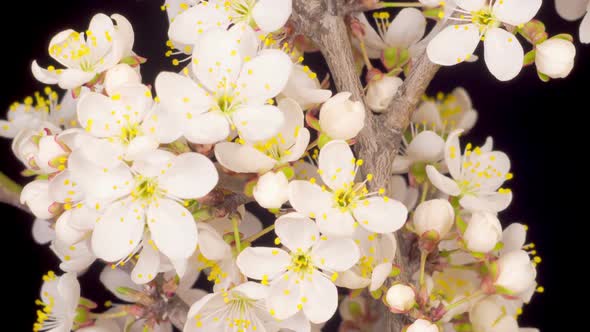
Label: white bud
xmin=463 ymin=212 xmax=502 ymax=253
xmin=253 ymin=171 xmax=289 ymax=209
xmin=319 ymin=92 xmax=365 ymax=140
xmin=470 ymin=297 xmax=519 ymax=332
xmin=535 ymin=38 xmax=576 ymax=79
xmin=413 ymin=199 xmax=455 ymax=238
xmin=386 ymin=284 xmax=416 ymax=312
xmin=366 ymin=76 xmax=403 ymax=113
xmin=495 ymin=250 xmax=537 ymax=294
xmin=104 ymin=64 xmax=141 ymax=96
xmin=407 ymin=319 xmax=439 ymax=332
xmin=20 ymin=180 xmax=57 ymax=220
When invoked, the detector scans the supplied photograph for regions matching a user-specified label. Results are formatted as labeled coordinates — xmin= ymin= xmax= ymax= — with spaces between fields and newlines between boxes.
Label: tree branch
xmin=0 ymin=171 xmax=28 ymax=213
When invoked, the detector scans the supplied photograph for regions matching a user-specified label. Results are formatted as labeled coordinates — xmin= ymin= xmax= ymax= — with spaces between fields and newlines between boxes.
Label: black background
xmin=0 ymin=0 xmax=582 ymax=331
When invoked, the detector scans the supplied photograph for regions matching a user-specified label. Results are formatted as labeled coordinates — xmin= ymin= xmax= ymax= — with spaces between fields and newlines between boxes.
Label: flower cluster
xmin=0 ymin=0 xmax=572 ymax=331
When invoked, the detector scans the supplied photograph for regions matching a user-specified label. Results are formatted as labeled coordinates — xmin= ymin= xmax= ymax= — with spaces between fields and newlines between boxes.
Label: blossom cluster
xmin=1 ymin=0 xmax=573 ymax=331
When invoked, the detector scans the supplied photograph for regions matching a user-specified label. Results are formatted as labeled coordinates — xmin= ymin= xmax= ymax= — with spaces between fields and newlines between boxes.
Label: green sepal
xmin=494 ymin=284 xmax=516 ymax=296
xmin=120 ymin=55 xmax=148 ymax=66
xmin=318 ymin=133 xmax=331 ymax=149
xmin=192 ymin=208 xmax=212 ymax=222
xmin=422 ymin=7 xmax=443 ymax=20
xmin=22 ymin=169 xmax=38 ymax=177
xmin=305 ymin=111 xmax=321 ymax=132
xmin=278 ymin=165 xmax=295 ymax=180
xmin=455 ymin=214 xmax=467 ymax=234
xmin=389 ymin=264 xmax=402 ymax=277
xmin=78 ymin=297 xmax=97 ymax=309
xmin=523 ymin=50 xmax=536 ymax=66
xmin=410 ymin=162 xmax=427 ymax=184
xmin=244 ymin=178 xmax=257 ymax=197
xmin=347 ymin=300 xmax=363 ymax=319
xmin=492 ymin=241 xmax=504 ymax=252
xmin=551 ymin=33 xmax=574 ymax=42
xmin=381 ymin=47 xmax=410 ymax=71
xmin=519 ymin=19 xmax=547 ymax=45
xmin=370 ymin=288 xmax=383 ymax=300
xmin=537 ymin=71 xmax=550 ymax=82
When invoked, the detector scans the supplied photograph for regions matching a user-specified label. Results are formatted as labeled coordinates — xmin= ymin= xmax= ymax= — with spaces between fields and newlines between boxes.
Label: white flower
xmin=289 ymin=140 xmax=408 ymax=237
xmin=236 ymin=213 xmax=360 ymax=323
xmin=168 ymin=0 xmax=292 ymax=48
xmin=184 ymin=282 xmax=296 ymax=332
xmin=319 ymin=92 xmax=365 ymax=140
xmin=34 ymin=271 xmax=81 ymax=332
xmin=556 ymin=0 xmax=590 ymax=43
xmin=77 ymin=83 xmax=159 ymax=161
xmin=392 ymin=129 xmax=445 ymax=174
xmin=412 ymin=199 xmax=455 ymax=239
xmin=66 ymin=149 xmax=217 ymax=273
xmin=32 ymin=14 xmax=135 ymax=89
xmin=253 ymin=171 xmax=290 ymax=209
xmin=280 ymin=64 xmax=332 ymax=110
xmin=214 ymin=98 xmax=309 ymax=173
xmin=426 ymin=129 xmax=513 ymax=213
xmin=354 ymin=9 xmax=426 ymax=63
xmin=412 ymin=88 xmax=478 ymax=133
xmin=337 ymin=227 xmax=397 ymax=291
xmin=104 ymin=63 xmax=141 ymax=96
xmin=12 ymin=125 xmax=72 ymax=174
xmin=495 ymin=250 xmax=537 ymax=295
xmin=407 ymin=319 xmax=439 ymax=332
xmin=386 ymin=284 xmax=415 ymax=312
xmin=427 ymin=0 xmax=542 ymax=81
xmin=463 ymin=212 xmax=502 ymax=253
xmin=21 ymin=180 xmax=60 ymax=220
xmin=390 ymin=175 xmax=419 ymax=210
xmin=155 ymin=28 xmax=292 ymax=144
xmin=469 ymin=296 xmax=519 ymax=332
xmin=366 ymin=76 xmax=403 ymax=113
xmin=535 ymin=38 xmax=576 ymax=78
xmin=431 ymin=268 xmax=482 ymax=320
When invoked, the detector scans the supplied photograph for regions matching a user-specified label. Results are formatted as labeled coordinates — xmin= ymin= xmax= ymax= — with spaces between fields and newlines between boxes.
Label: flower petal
xmin=301 ymin=270 xmax=338 ymax=324
xmin=147 ymin=198 xmax=198 ymax=260
xmin=58 ymin=69 xmax=96 ymax=90
xmin=275 ymin=212 xmax=319 ymax=252
xmin=406 ymin=130 xmax=445 ymax=163
xmin=318 ymin=140 xmax=355 ymax=190
xmin=192 ymin=28 xmax=242 ymax=92
xmin=233 ymin=105 xmax=285 ymax=142
xmin=214 ymin=142 xmax=277 ymax=173
xmin=267 ymin=271 xmax=302 ymax=320
xmin=455 ymin=0 xmax=486 ymax=11
xmin=183 ymin=111 xmax=231 ymax=144
xmin=556 ymin=0 xmax=588 ymax=21
xmin=31 ymin=60 xmax=59 ymax=85
xmin=312 ymin=238 xmax=359 ymax=272
xmin=581 ymin=11 xmax=590 ymax=43
xmin=370 ymin=263 xmax=392 ymax=291
xmin=493 ymin=0 xmax=542 ymax=26
xmin=236 ymin=247 xmax=290 ymax=280
xmin=426 ymin=165 xmax=461 ymax=196
xmin=288 ymin=180 xmax=333 ymax=219
xmin=460 ymin=191 xmax=513 ymax=212
xmin=154 ymin=71 xmax=211 ymax=116
xmin=445 ymin=129 xmax=464 ymax=180
xmin=132 ymin=238 xmax=161 ymax=284
xmin=197 ymin=222 xmax=231 ymax=261
xmin=427 ymin=24 xmax=480 ymax=66
xmin=99 ymin=266 xmax=143 ymax=302
xmin=168 ymin=3 xmax=230 ymax=46
xmin=159 ymin=152 xmax=218 ymax=199
xmin=384 ymin=8 xmax=426 ymax=48
xmin=252 ymin=0 xmax=293 ymax=32
xmin=316 ymin=208 xmax=356 ymax=238
xmin=501 ymin=223 xmax=527 ymax=254
xmin=236 ymin=49 xmax=293 ymax=105
xmin=483 ymin=28 xmax=524 ymax=81
xmin=352 ymin=197 xmax=408 ymax=233
xmin=32 ymin=219 xmax=55 ymax=245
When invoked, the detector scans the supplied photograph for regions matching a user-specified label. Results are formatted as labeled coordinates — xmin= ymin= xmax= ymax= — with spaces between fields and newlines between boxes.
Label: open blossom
xmin=32 ymin=13 xmax=135 ymax=89
xmin=470 ymin=296 xmax=520 ymax=332
xmin=427 ymin=0 xmax=542 ymax=81
xmin=63 ymin=149 xmax=218 ymax=272
xmin=556 ymin=0 xmax=590 ymax=43
xmin=155 ymin=28 xmax=292 ymax=144
xmin=237 ymin=213 xmax=360 ymax=323
xmin=168 ymin=0 xmax=293 ymax=48
xmin=214 ymin=98 xmax=309 ymax=173
xmin=412 ymin=88 xmax=478 ymax=133
xmin=289 ymin=140 xmax=408 ymax=237
xmin=337 ymin=227 xmax=397 ymax=291
xmin=77 ymin=83 xmax=159 ymax=161
xmin=426 ymin=129 xmax=513 ymax=213
xmin=33 ymin=271 xmax=82 ymax=332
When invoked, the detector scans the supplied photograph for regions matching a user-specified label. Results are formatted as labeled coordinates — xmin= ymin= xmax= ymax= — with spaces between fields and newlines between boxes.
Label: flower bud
xmin=470 ymin=297 xmax=519 ymax=332
xmin=386 ymin=284 xmax=416 ymax=312
xmin=463 ymin=212 xmax=502 ymax=253
xmin=253 ymin=171 xmax=289 ymax=209
xmin=319 ymin=92 xmax=365 ymax=140
xmin=20 ymin=180 xmax=58 ymax=220
xmin=104 ymin=64 xmax=141 ymax=96
xmin=413 ymin=199 xmax=455 ymax=238
xmin=535 ymin=38 xmax=576 ymax=79
xmin=495 ymin=250 xmax=537 ymax=294
xmin=366 ymin=76 xmax=403 ymax=113
xmin=406 ymin=319 xmax=439 ymax=332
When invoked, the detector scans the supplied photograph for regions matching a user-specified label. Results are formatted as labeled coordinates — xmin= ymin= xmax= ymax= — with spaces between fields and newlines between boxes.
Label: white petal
xmin=168 ymin=3 xmax=230 ymax=46
xmin=58 ymin=69 xmax=96 ymax=90
xmin=275 ymin=212 xmax=319 ymax=252
xmin=99 ymin=267 xmax=143 ymax=302
xmin=406 ymin=131 xmax=445 ymax=163
xmin=460 ymin=191 xmax=513 ymax=212
xmin=236 ymin=247 xmax=290 ymax=280
xmin=281 ymin=65 xmax=332 ymax=110
xmin=58 ymin=272 xmax=81 ymax=312
xmin=183 ymin=111 xmax=231 ymax=144
xmin=197 ymin=222 xmax=231 ymax=261
xmin=353 ymin=197 xmax=408 ymax=233
xmin=288 ymin=180 xmax=333 ymax=218
xmin=277 ymin=97 xmax=305 ymax=149
xmin=92 ymin=200 xmax=145 ymax=262
xmin=427 ymin=24 xmax=480 ymax=66
xmin=384 ymin=8 xmax=426 ymax=48
xmin=581 ymin=12 xmax=590 ymax=43
xmin=76 ymin=92 xmax=121 ymax=138
xmin=31 ymin=60 xmax=59 ymax=84
xmin=312 ymin=238 xmax=359 ymax=272
xmin=493 ymin=0 xmax=542 ymax=26
xmin=147 ymin=198 xmax=198 ymax=260
xmin=556 ymin=0 xmax=588 ymax=21
xmin=455 ymin=0 xmax=486 ymax=11
xmin=370 ymin=263 xmax=392 ymax=291
xmin=132 ymin=239 xmax=161 ymax=284
xmin=32 ymin=219 xmax=55 ymax=245
xmin=126 ymin=135 xmax=159 ymax=161
xmin=192 ymin=28 xmax=242 ymax=92
xmin=335 ymin=269 xmax=371 ymax=289
xmin=502 ymin=223 xmax=527 ymax=254
xmin=267 ymin=271 xmax=302 ymax=320
xmin=132 ymin=149 xmax=176 ymax=177
xmin=392 ymin=155 xmax=414 ymax=174
xmin=318 ymin=140 xmax=355 ymax=190
xmin=426 ymin=165 xmax=461 ymax=196
xmin=253 ymin=0 xmax=293 ymax=32
xmin=214 ymin=142 xmax=277 ymax=173
xmin=233 ymin=281 xmax=270 ymax=300
xmin=236 ymin=49 xmax=293 ymax=105
xmin=484 ymin=28 xmax=524 ymax=81
xmin=141 ymin=106 xmax=183 ymax=144
xmin=284 ymin=127 xmax=311 ymax=163
xmin=354 ymin=13 xmax=387 ymax=58
xmin=445 ymin=129 xmax=464 ymax=180
xmin=412 ymin=101 xmax=442 ymax=129
xmin=233 ymin=105 xmax=285 ymax=142
xmin=316 ymin=208 xmax=356 ymax=238
xmin=20 ymin=180 xmax=55 ymax=220
xmin=154 ymin=71 xmax=211 ymax=116
xmin=159 ymin=152 xmax=218 ymax=199
xmin=301 ymin=270 xmax=338 ymax=324
xmin=56 ymin=213 xmax=87 ymax=246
